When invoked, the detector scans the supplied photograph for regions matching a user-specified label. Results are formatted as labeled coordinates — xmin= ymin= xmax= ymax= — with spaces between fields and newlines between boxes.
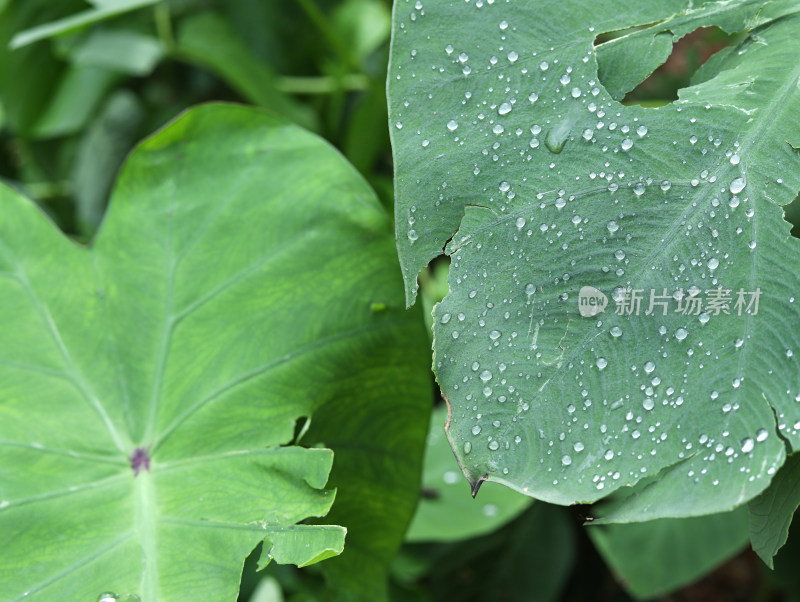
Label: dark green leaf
xmin=748 ymin=452 xmax=800 ymax=568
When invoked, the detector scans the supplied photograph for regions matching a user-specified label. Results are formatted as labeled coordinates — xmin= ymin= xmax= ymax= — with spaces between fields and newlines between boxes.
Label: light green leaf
xmin=748 ymin=452 xmax=800 ymax=568
xmin=406 ymin=406 xmax=531 ymax=542
xmin=388 ymin=0 xmax=800 ymax=520
xmin=0 ymin=103 xmax=426 ymax=600
xmin=332 ymin=0 xmax=392 ymax=63
xmin=588 ymin=493 xmax=749 ymax=599
xmin=70 ymin=29 xmax=164 ymax=76
xmin=9 ymin=0 xmax=159 ymax=49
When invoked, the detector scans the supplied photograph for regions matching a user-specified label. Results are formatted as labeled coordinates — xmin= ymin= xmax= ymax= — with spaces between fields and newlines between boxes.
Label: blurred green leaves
xmin=0 ymin=0 xmax=396 ymax=233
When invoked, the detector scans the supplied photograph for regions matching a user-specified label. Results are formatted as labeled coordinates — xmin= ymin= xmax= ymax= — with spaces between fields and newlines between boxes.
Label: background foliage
xmin=2 ymin=1 xmax=800 ymax=601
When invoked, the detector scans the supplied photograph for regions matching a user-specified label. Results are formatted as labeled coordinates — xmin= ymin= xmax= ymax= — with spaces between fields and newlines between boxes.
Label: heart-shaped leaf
xmin=388 ymin=0 xmax=800 ymax=519
xmin=0 ymin=103 xmax=422 ymax=600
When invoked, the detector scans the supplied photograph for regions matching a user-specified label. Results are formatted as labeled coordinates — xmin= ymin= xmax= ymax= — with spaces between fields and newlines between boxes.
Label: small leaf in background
xmin=405 ymin=406 xmax=531 ymax=542
xmin=70 ymin=29 xmax=164 ymax=76
xmin=0 ymin=103 xmax=431 ymax=601
xmin=399 ymin=503 xmax=575 ymax=602
xmin=388 ymin=0 xmax=800 ymax=522
xmin=9 ymin=0 xmax=159 ymax=49
xmin=31 ymin=64 xmax=120 ymax=138
xmin=332 ymin=0 xmax=391 ymax=65
xmin=175 ymin=12 xmax=318 ymax=132
xmin=72 ymin=89 xmax=145 ymax=234
xmin=748 ymin=452 xmax=800 ymax=568
xmin=0 ymin=0 xmax=85 ymax=135
xmin=588 ymin=491 xmax=749 ymax=599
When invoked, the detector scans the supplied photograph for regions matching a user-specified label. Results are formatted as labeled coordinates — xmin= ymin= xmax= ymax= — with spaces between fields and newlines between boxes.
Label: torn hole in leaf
xmin=595 ymin=26 xmax=735 ymax=105
xmin=784 ymin=191 xmax=800 ymax=239
xmin=292 ymin=416 xmax=312 ymax=445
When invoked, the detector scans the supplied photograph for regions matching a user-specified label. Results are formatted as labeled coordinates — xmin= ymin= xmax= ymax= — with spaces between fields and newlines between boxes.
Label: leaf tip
xmin=469 ymin=474 xmax=488 ymax=499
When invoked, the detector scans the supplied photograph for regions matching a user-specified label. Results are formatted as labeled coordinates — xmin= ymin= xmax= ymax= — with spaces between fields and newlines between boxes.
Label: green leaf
xmin=72 ymin=90 xmax=146 ymax=234
xmin=404 ymin=503 xmax=575 ymax=602
xmin=70 ymin=29 xmax=164 ymax=76
xmin=405 ymin=406 xmax=531 ymax=542
xmin=175 ymin=13 xmax=318 ymax=132
xmin=0 ymin=0 xmax=85 ymax=134
xmin=332 ymin=0 xmax=391 ymax=63
xmin=748 ymin=452 xmax=800 ymax=568
xmin=595 ymin=30 xmax=673 ymax=101
xmin=31 ymin=64 xmax=120 ymax=139
xmin=595 ymin=0 xmax=800 ymax=101
xmin=9 ymin=0 xmax=159 ymax=49
xmin=0 ymin=103 xmax=428 ymax=600
xmin=588 ymin=494 xmax=749 ymax=599
xmin=299 ymin=317 xmax=431 ymax=599
xmin=388 ymin=0 xmax=800 ymax=519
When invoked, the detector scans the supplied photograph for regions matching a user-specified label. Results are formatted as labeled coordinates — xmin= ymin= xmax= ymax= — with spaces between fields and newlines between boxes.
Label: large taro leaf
xmin=0 ymin=103 xmax=428 ymax=600
xmin=388 ymin=0 xmax=800 ymax=520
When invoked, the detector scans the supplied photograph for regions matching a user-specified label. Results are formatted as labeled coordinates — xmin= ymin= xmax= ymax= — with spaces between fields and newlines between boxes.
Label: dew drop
xmin=561 ymin=455 xmax=572 ymax=466
xmin=596 ymin=357 xmax=608 ymax=370
xmin=729 ymin=177 xmax=746 ymax=195
xmin=675 ymin=328 xmax=688 ymax=341
xmin=447 ymin=119 xmax=459 ymax=131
